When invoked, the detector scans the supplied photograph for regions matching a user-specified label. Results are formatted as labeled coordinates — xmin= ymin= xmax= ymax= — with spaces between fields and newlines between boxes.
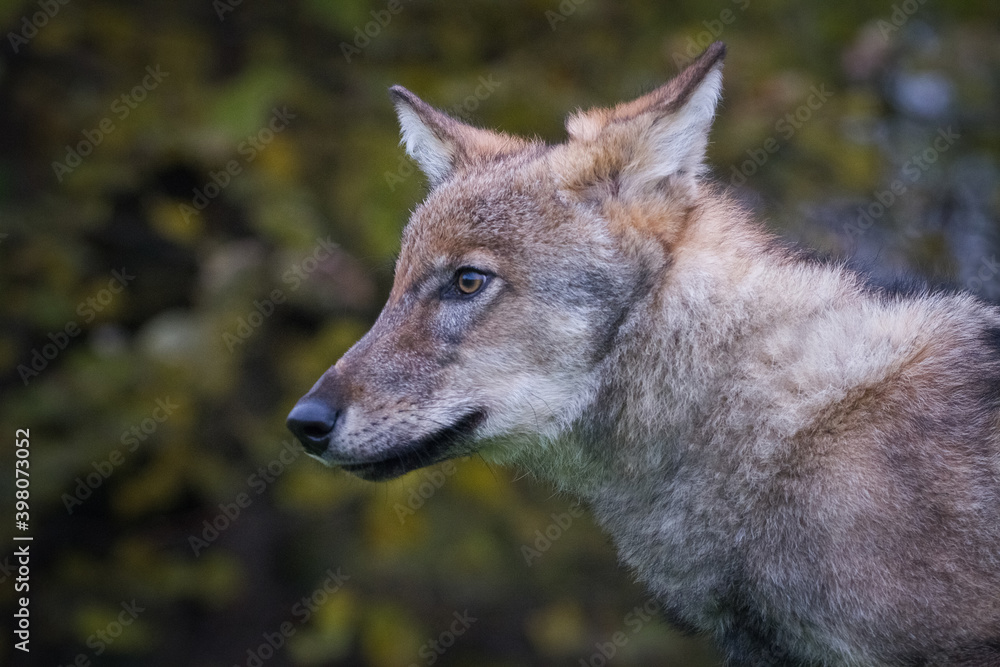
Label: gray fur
xmin=288 ymin=42 xmax=1000 ymax=665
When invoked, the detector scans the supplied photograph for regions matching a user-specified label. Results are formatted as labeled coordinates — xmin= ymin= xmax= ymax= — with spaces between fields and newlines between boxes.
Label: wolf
xmin=287 ymin=42 xmax=1000 ymax=665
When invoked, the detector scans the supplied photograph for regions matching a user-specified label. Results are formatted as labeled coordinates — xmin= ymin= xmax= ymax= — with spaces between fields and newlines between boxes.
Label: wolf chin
xmin=287 ymin=42 xmax=1000 ymax=666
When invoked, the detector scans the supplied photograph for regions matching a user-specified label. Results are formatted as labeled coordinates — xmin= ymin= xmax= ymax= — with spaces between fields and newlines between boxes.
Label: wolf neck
xmin=533 ymin=191 xmax=863 ymax=500
xmin=503 ymin=192 xmax=879 ymax=614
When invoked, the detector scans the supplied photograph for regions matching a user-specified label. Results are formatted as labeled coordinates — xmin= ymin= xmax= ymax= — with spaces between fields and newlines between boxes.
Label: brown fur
xmin=288 ymin=43 xmax=1000 ymax=665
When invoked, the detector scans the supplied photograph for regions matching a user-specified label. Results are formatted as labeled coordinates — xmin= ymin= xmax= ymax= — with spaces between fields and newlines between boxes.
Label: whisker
xmin=511 ymin=468 xmax=532 ymax=483
xmin=476 ymin=452 xmax=501 ymax=485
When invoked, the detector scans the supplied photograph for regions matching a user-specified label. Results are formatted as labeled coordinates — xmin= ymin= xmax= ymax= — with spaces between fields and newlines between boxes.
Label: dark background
xmin=1 ymin=1 xmax=998 ymax=665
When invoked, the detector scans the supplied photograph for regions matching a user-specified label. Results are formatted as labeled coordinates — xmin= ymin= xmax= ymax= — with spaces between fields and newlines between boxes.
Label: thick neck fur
xmin=298 ymin=50 xmax=1000 ymax=663
xmin=523 ymin=187 xmax=861 ymax=495
xmin=509 ymin=185 xmax=979 ymax=647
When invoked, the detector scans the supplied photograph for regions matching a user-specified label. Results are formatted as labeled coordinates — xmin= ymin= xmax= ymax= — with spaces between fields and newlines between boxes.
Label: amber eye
xmin=456 ymin=269 xmax=487 ymax=296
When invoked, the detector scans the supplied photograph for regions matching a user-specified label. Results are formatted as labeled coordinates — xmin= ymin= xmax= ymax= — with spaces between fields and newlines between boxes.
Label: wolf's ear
xmin=563 ymin=42 xmax=725 ymax=197
xmin=389 ymin=85 xmax=523 ymax=188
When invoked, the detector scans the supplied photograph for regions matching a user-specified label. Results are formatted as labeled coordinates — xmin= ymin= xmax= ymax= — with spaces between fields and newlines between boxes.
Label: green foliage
xmin=1 ymin=0 xmax=998 ymax=665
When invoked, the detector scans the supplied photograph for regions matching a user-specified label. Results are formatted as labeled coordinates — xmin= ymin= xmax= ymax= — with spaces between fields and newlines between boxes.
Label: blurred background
xmin=1 ymin=0 xmax=998 ymax=665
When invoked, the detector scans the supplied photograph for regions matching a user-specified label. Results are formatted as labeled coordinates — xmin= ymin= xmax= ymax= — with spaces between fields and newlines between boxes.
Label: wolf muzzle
xmin=286 ymin=380 xmax=486 ymax=481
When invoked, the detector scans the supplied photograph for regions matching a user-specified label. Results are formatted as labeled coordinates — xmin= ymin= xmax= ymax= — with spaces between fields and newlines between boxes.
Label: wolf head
xmin=287 ymin=43 xmax=726 ymax=482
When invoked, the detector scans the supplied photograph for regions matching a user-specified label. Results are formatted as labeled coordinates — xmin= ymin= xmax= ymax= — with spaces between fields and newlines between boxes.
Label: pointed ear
xmin=388 ymin=85 xmax=525 ymax=188
xmin=563 ymin=42 xmax=726 ymax=197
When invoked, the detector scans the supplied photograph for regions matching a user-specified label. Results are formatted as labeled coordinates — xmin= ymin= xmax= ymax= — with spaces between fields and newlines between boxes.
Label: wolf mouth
xmin=339 ymin=410 xmax=486 ymax=481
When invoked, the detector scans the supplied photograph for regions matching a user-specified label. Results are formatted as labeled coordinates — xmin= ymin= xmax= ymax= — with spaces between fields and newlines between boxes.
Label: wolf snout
xmin=286 ymin=398 xmax=339 ymax=456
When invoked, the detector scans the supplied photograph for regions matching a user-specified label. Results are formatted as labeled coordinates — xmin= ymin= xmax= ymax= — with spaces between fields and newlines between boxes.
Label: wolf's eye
xmin=456 ymin=269 xmax=487 ymax=295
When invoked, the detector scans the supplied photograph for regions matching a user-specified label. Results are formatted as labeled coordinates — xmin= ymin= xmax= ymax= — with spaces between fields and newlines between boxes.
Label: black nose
xmin=286 ymin=399 xmax=339 ymax=456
